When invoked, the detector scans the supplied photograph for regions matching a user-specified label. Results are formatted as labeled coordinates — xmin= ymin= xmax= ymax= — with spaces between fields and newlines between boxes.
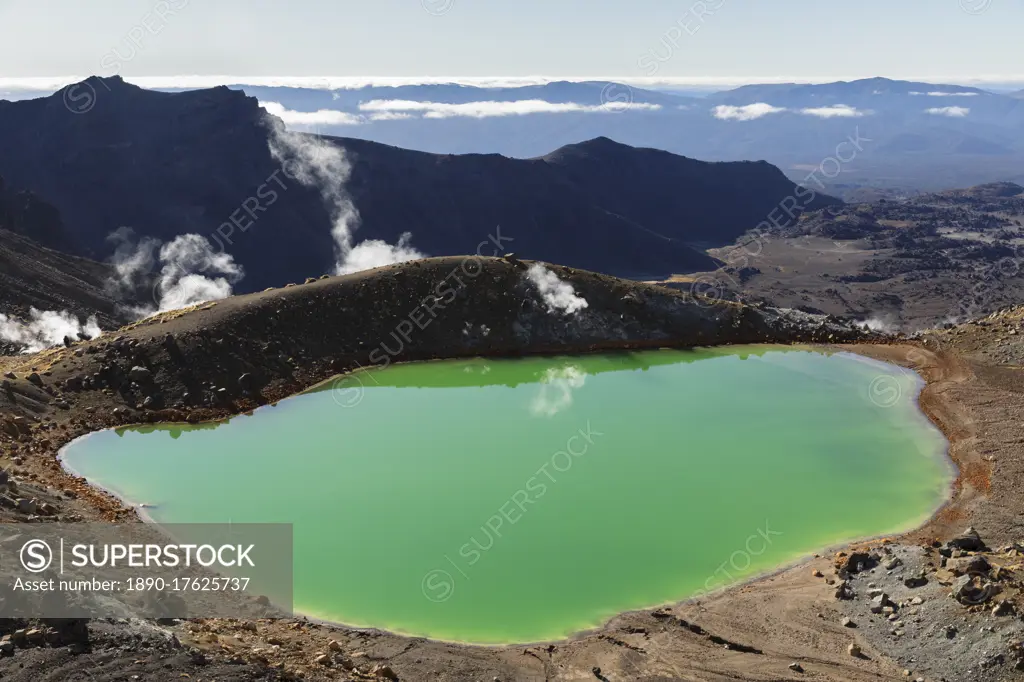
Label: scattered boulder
xmin=904 ymin=570 xmax=928 ymax=588
xmin=847 ymin=643 xmax=862 ymax=658
xmin=502 ymin=253 xmax=524 ymax=269
xmin=789 ymin=662 xmax=804 ymax=672
xmin=128 ymin=366 xmax=152 ymax=383
xmin=951 ymin=574 xmax=994 ymax=605
xmin=948 ymin=527 xmax=985 ymax=552
xmin=947 ymin=555 xmax=990 ymax=576
xmin=834 ymin=581 xmax=856 ymax=600
xmin=371 ymin=663 xmax=399 ymax=680
xmin=992 ymin=600 xmax=1015 ymax=617
xmin=836 ymin=551 xmax=876 ymax=575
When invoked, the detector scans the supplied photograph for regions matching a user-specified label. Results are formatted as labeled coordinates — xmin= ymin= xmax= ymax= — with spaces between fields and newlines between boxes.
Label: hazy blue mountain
xmin=705 ymin=77 xmax=992 ymax=106
xmin=235 ymin=77 xmax=1024 ymax=193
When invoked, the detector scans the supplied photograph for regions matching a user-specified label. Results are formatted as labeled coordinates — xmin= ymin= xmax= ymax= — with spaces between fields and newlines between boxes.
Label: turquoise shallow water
xmin=61 ymin=346 xmax=953 ymax=644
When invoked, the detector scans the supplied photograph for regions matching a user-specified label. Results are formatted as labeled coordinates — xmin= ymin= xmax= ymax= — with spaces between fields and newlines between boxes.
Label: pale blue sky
xmin=1 ymin=0 xmax=1020 ymax=82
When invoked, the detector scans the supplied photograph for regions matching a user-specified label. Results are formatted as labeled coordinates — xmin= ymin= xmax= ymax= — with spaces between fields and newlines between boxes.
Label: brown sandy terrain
xmin=0 ymin=257 xmax=1022 ymax=681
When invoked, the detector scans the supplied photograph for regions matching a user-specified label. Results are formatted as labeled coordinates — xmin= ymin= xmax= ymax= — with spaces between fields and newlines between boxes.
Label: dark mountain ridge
xmin=0 ymin=179 xmax=124 ymax=327
xmin=0 ymin=76 xmax=838 ymax=290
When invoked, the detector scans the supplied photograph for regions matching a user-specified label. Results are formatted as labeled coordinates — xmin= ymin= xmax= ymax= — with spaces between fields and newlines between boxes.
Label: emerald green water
xmin=61 ymin=346 xmax=952 ymax=644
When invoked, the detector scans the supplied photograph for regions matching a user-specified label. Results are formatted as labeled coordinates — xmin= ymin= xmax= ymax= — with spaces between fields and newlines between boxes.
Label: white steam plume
xmin=106 ymin=229 xmax=244 ymax=317
xmin=856 ymin=316 xmax=897 ymax=333
xmin=153 ymin=234 xmax=244 ymax=312
xmin=526 ymin=264 xmax=589 ymax=315
xmin=107 ymin=226 xmax=160 ymax=293
xmin=0 ymin=308 xmax=101 ymax=353
xmin=263 ymin=114 xmax=425 ymax=274
xmin=337 ymin=233 xmax=424 ymax=275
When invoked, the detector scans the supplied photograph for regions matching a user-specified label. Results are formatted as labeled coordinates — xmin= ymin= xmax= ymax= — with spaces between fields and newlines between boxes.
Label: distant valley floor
xmin=667 ymin=181 xmax=1024 ymax=332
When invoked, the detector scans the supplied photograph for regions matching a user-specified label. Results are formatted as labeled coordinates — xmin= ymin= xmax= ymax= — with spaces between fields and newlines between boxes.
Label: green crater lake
xmin=61 ymin=346 xmax=953 ymax=644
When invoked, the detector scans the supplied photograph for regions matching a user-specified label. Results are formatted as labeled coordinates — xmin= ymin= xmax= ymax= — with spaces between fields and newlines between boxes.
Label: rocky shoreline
xmin=0 ymin=258 xmax=1022 ymax=681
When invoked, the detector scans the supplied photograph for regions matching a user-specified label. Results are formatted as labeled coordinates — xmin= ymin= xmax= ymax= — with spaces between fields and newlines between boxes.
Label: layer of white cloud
xmin=357 ymin=99 xmax=661 ymax=119
xmin=262 ymin=98 xmax=663 ymax=127
xmin=713 ymin=103 xmax=786 ymax=121
xmin=800 ymin=104 xmax=869 ymax=118
xmin=367 ymin=111 xmax=414 ymax=121
xmin=261 ymin=101 xmax=362 ymax=125
xmin=926 ymin=106 xmax=971 ymax=117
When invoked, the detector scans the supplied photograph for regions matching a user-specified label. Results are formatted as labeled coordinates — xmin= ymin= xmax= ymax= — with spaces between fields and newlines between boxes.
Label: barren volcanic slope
xmin=678 ymin=182 xmax=1024 ymax=329
xmin=0 ymin=179 xmax=128 ymax=328
xmin=0 ymin=77 xmax=839 ymax=289
xmin=3 ymin=259 xmax=1024 ymax=680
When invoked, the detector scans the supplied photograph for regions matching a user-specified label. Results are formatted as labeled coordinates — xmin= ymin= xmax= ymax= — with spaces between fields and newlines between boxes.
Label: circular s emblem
xmin=20 ymin=539 xmax=53 ymax=573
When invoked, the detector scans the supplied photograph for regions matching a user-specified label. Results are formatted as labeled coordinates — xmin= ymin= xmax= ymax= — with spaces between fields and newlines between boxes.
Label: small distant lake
xmin=61 ymin=346 xmax=952 ymax=644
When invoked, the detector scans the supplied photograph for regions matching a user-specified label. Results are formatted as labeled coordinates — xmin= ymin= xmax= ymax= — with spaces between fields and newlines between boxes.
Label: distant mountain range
xmin=0 ymin=76 xmax=837 ymax=292
xmin=228 ymin=77 xmax=1024 ymax=194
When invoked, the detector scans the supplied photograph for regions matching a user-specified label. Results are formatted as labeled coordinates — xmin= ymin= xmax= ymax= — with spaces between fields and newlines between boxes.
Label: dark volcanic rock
xmin=0 ymin=180 xmax=127 ymax=327
xmin=948 ymin=526 xmax=986 ymax=552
